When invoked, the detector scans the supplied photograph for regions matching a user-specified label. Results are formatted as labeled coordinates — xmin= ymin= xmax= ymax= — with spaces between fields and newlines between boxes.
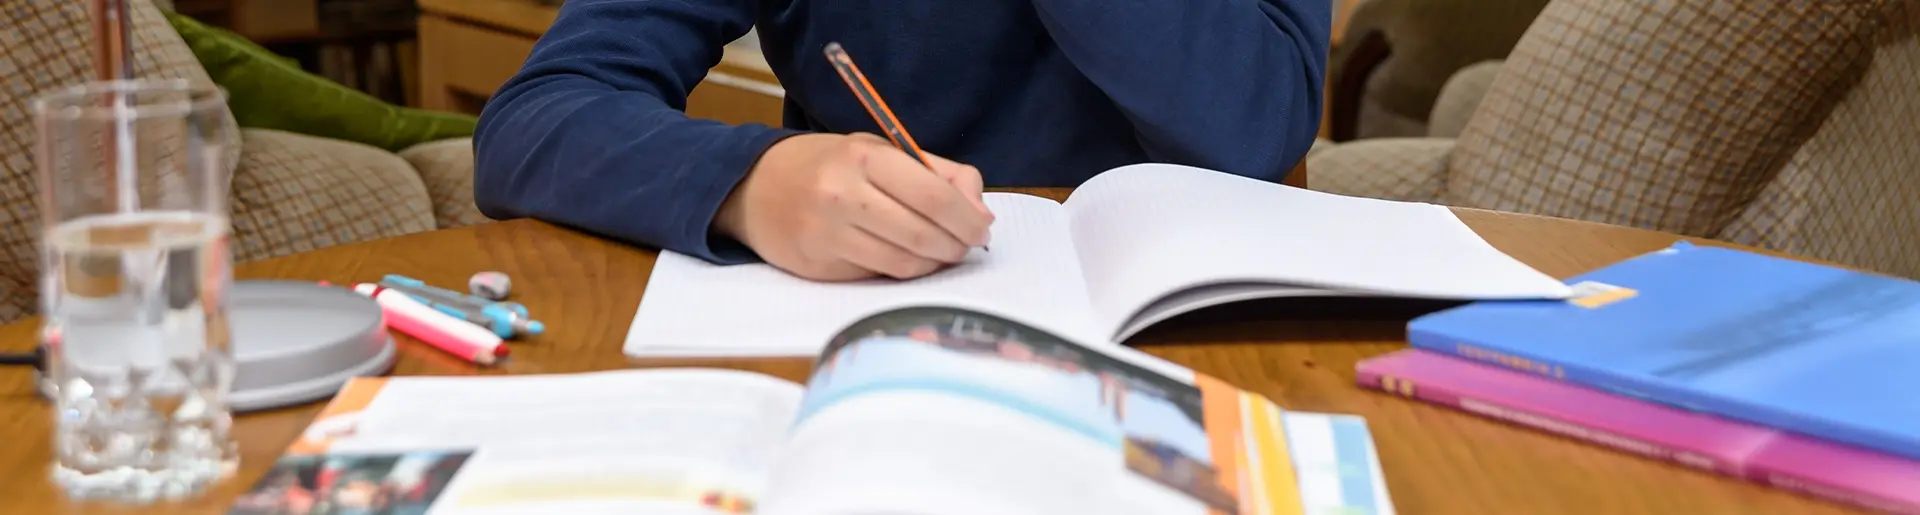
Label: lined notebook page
xmin=1064 ymin=163 xmax=1572 ymax=336
xmin=625 ymin=193 xmax=1104 ymax=357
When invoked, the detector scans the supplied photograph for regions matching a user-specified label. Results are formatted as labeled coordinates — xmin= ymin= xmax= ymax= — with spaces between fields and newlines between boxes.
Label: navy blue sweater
xmin=473 ymin=0 xmax=1331 ymax=264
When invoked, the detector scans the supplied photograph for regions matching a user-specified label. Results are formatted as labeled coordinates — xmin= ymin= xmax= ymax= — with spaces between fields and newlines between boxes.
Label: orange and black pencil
xmin=823 ymin=41 xmax=989 ymax=251
xmin=822 ymin=42 xmax=934 ymax=168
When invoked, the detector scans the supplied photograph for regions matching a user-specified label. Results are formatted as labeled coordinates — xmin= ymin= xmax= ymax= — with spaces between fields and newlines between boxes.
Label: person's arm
xmin=1031 ymin=0 xmax=1331 ymax=182
xmin=473 ymin=0 xmax=797 ymax=264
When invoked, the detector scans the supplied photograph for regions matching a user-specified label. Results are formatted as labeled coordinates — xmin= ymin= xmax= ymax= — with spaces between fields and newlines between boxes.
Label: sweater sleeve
xmin=472 ymin=0 xmax=800 ymax=264
xmin=1030 ymin=0 xmax=1331 ymax=183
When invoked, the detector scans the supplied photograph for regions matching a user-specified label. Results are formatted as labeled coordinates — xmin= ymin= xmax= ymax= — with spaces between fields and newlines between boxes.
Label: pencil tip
xmin=824 ymin=42 xmax=843 ymax=54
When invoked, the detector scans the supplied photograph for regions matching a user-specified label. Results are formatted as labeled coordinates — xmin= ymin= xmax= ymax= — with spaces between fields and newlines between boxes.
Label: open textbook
xmin=237 ymin=307 xmax=1394 ymax=515
xmin=627 ymin=163 xmax=1572 ymax=357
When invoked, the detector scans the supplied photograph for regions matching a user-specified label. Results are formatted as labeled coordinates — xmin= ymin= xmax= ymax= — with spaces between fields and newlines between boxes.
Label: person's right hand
xmin=714 ymin=132 xmax=995 ymax=281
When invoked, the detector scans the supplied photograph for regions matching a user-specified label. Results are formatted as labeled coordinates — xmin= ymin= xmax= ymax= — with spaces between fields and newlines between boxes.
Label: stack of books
xmin=1358 ymin=242 xmax=1920 ymax=514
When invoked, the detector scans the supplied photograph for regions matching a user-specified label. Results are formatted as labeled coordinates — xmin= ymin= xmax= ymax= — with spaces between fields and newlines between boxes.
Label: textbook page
xmin=625 ymin=193 xmax=1104 ymax=357
xmin=1064 ymin=163 xmax=1574 ymax=338
xmin=233 ymin=369 xmax=803 ymax=515
xmin=752 ymin=306 xmax=1381 ymax=515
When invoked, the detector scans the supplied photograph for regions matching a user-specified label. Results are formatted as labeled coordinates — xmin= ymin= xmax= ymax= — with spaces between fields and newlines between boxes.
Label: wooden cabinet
xmin=685 ymin=50 xmax=787 ymax=128
xmin=415 ymin=0 xmax=784 ymax=126
xmin=414 ymin=14 xmax=531 ymax=115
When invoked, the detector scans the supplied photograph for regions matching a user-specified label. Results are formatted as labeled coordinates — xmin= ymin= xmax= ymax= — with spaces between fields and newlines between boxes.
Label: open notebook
xmin=627 ymin=163 xmax=1572 ymax=357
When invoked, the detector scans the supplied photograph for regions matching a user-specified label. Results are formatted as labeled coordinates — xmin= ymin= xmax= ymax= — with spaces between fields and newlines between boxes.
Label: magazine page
xmin=753 ymin=306 xmax=1318 ymax=515
xmin=230 ymin=369 xmax=805 ymax=515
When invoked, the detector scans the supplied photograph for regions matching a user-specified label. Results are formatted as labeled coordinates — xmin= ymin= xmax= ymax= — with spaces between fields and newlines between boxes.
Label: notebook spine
xmin=1404 ymin=328 xmax=1920 ymax=463
xmin=1353 ymin=364 xmax=1743 ymax=477
xmin=1756 ymin=471 xmax=1920 ymax=515
xmin=1353 ymin=364 xmax=1920 ymax=515
xmin=1405 ymin=328 xmax=1666 ymax=404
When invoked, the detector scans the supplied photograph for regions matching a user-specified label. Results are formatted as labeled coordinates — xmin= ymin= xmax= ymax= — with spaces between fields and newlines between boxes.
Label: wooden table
xmin=0 ymin=193 xmax=1858 ymax=514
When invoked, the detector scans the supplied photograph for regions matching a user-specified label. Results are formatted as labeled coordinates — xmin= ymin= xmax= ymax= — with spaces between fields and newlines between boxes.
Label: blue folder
xmin=1407 ymin=242 xmax=1920 ymax=460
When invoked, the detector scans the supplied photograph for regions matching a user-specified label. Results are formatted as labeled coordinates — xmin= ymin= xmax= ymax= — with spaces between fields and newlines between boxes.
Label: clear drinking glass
xmin=34 ymin=79 xmax=238 ymax=502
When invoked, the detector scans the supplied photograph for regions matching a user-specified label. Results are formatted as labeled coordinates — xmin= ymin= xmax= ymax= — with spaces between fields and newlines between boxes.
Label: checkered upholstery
xmin=1313 ymin=0 xmax=1920 ymax=279
xmin=399 ymin=138 xmax=491 ymax=229
xmin=1306 ymin=138 xmax=1454 ymax=202
xmin=0 ymin=0 xmax=485 ymax=323
xmin=1425 ymin=61 xmax=1502 ymax=139
xmin=1721 ymin=3 xmax=1920 ymax=276
xmin=229 ymin=129 xmax=439 ymax=261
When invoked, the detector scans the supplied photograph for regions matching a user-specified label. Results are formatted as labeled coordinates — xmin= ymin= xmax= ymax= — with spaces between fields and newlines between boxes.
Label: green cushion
xmin=163 ymin=12 xmax=478 ymax=152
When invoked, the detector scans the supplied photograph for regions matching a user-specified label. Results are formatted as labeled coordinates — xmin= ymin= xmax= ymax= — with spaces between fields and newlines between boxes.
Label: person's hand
xmin=715 ymin=132 xmax=995 ymax=281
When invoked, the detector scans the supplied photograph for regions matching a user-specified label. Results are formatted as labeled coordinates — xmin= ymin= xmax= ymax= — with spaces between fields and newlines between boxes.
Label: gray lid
xmin=229 ymin=280 xmax=394 ymax=412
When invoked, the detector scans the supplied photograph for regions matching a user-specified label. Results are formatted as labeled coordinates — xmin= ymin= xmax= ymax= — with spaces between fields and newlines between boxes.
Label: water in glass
xmin=36 ymin=79 xmax=238 ymax=502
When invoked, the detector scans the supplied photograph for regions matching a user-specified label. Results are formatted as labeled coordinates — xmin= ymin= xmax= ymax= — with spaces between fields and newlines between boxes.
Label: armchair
xmin=0 ymin=0 xmax=483 ymax=323
xmin=1311 ymin=0 xmax=1920 ymax=278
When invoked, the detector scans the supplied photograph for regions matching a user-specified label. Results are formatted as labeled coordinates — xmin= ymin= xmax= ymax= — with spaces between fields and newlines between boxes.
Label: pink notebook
xmin=1356 ymin=350 xmax=1920 ymax=514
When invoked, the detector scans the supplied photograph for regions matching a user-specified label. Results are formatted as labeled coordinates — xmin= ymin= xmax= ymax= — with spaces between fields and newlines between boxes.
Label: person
xmin=474 ymin=0 xmax=1332 ymax=282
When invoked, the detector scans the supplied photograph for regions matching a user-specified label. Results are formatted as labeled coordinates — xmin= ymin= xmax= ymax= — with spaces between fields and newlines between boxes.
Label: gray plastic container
xmin=228 ymin=280 xmax=395 ymax=412
xmin=36 ymin=280 xmax=396 ymax=413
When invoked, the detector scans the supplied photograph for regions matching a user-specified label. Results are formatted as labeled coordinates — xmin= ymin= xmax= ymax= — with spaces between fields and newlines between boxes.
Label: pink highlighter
xmin=350 ymin=282 xmax=507 ymax=366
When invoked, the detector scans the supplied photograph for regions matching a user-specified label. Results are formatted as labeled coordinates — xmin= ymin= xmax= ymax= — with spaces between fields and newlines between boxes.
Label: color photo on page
xmin=230 ymin=449 xmax=473 ymax=515
xmin=803 ymin=306 xmax=1238 ymax=513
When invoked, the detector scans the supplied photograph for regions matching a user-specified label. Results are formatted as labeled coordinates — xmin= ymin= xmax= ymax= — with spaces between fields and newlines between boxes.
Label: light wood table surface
xmin=0 ymin=190 xmax=1861 ymax=514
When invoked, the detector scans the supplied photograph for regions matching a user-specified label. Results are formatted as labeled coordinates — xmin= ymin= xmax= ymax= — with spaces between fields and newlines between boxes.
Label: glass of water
xmin=34 ymin=79 xmax=238 ymax=502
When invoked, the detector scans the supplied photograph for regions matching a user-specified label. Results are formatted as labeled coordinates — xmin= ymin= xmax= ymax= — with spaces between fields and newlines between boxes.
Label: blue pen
xmin=382 ymin=275 xmax=546 ymax=339
xmin=380 ymin=277 xmax=542 ymax=339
